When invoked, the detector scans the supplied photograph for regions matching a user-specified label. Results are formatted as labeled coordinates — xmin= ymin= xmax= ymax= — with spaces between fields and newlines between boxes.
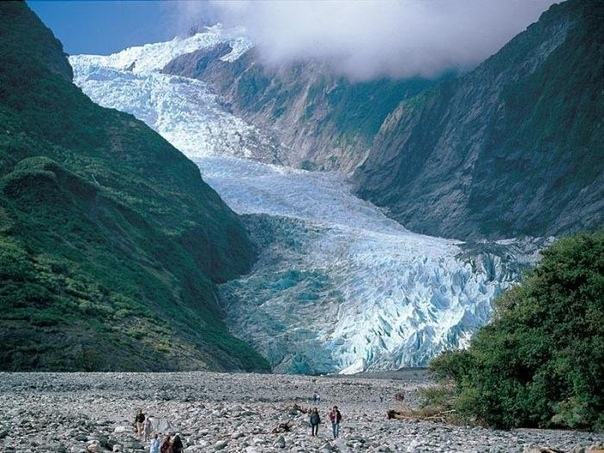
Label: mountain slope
xmin=163 ymin=45 xmax=441 ymax=172
xmin=352 ymin=0 xmax=604 ymax=240
xmin=0 ymin=2 xmax=268 ymax=372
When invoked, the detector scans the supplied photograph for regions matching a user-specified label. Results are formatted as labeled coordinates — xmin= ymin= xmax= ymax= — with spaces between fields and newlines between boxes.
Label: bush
xmin=429 ymin=228 xmax=604 ymax=431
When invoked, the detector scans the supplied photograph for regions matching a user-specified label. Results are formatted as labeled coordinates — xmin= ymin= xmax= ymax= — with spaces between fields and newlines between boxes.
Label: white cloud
xmin=171 ymin=0 xmax=558 ymax=81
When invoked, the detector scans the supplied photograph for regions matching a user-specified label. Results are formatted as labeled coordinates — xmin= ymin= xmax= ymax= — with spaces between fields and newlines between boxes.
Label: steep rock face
xmin=0 ymin=3 xmax=268 ymax=372
xmin=353 ymin=0 xmax=603 ymax=240
xmin=164 ymin=47 xmax=439 ymax=172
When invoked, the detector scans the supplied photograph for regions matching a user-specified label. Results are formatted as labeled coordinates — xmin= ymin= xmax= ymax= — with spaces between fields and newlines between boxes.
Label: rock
xmin=213 ymin=440 xmax=228 ymax=450
xmin=274 ymin=435 xmax=286 ymax=448
xmin=152 ymin=418 xmax=171 ymax=433
xmin=0 ymin=372 xmax=601 ymax=453
xmin=319 ymin=442 xmax=334 ymax=452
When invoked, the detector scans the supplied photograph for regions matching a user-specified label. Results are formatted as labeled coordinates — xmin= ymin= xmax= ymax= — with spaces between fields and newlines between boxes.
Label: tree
xmin=430 ymin=228 xmax=604 ymax=430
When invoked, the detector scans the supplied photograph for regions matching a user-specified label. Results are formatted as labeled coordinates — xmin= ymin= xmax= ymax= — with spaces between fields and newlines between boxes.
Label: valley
xmin=70 ymin=34 xmax=543 ymax=374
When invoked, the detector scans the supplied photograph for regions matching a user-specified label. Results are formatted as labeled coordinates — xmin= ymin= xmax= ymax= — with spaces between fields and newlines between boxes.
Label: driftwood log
xmin=291 ymin=403 xmax=309 ymax=413
xmin=271 ymin=421 xmax=292 ymax=433
xmin=387 ymin=409 xmax=456 ymax=423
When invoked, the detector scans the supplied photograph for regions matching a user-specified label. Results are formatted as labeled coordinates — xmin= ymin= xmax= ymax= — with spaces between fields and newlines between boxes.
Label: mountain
xmin=163 ymin=1 xmax=603 ymax=242
xmin=163 ymin=42 xmax=443 ymax=173
xmin=14 ymin=0 xmax=601 ymax=374
xmin=70 ymin=26 xmax=546 ymax=374
xmin=352 ymin=0 xmax=604 ymax=240
xmin=0 ymin=2 xmax=268 ymax=372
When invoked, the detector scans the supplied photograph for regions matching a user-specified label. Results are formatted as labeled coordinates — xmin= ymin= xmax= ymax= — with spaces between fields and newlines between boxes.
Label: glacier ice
xmin=70 ymin=30 xmax=546 ymax=374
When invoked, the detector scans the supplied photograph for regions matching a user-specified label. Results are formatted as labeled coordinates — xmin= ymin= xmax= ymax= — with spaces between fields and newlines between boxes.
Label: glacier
xmin=70 ymin=28 xmax=547 ymax=374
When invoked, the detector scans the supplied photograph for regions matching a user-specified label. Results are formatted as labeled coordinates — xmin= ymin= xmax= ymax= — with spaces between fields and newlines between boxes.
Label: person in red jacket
xmin=329 ymin=405 xmax=342 ymax=438
xmin=160 ymin=434 xmax=171 ymax=453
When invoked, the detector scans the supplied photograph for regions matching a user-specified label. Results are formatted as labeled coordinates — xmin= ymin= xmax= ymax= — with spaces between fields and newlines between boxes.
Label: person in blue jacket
xmin=309 ymin=407 xmax=321 ymax=436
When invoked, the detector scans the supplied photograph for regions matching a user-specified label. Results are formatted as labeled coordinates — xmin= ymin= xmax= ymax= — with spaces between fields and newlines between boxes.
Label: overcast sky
xmin=28 ymin=0 xmax=558 ymax=81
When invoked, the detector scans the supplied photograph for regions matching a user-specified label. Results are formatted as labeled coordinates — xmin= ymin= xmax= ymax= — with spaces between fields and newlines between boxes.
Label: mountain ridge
xmin=69 ymin=39 xmax=549 ymax=373
xmin=353 ymin=0 xmax=603 ymax=240
xmin=66 ymin=1 xmax=599 ymax=374
xmin=4 ymin=0 xmax=601 ymax=374
xmin=163 ymin=46 xmax=443 ymax=172
xmin=163 ymin=0 xmax=603 ymax=241
xmin=0 ymin=2 xmax=268 ymax=372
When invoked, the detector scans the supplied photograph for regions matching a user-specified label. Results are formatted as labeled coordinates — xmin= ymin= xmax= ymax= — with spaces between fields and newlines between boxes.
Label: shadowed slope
xmin=0 ymin=1 xmax=268 ymax=372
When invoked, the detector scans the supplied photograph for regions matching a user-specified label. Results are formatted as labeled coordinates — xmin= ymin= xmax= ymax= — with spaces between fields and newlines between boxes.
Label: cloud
xmin=171 ymin=0 xmax=558 ymax=81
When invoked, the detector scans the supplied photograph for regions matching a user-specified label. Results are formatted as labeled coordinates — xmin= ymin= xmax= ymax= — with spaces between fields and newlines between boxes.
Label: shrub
xmin=429 ymin=228 xmax=604 ymax=431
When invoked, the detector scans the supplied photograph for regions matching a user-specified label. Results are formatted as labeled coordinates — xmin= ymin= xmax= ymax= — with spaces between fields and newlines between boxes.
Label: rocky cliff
xmin=164 ymin=47 xmax=440 ymax=172
xmin=352 ymin=0 xmax=603 ymax=240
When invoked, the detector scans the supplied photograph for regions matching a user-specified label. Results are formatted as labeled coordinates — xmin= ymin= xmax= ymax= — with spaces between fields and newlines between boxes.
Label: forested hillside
xmin=0 ymin=2 xmax=268 ymax=372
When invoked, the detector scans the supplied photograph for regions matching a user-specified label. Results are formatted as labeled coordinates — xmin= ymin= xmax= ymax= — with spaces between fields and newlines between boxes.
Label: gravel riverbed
xmin=0 ymin=371 xmax=601 ymax=453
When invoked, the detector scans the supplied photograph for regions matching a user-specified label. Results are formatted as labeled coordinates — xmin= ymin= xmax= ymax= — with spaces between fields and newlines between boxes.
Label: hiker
xmin=134 ymin=408 xmax=145 ymax=437
xmin=142 ymin=416 xmax=152 ymax=441
xmin=329 ymin=405 xmax=343 ymax=438
xmin=171 ymin=434 xmax=184 ymax=453
xmin=160 ymin=434 xmax=171 ymax=453
xmin=309 ymin=406 xmax=321 ymax=436
xmin=150 ymin=433 xmax=161 ymax=453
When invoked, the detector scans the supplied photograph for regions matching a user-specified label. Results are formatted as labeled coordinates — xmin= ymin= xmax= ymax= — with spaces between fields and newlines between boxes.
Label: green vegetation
xmin=0 ymin=2 xmax=269 ymax=372
xmin=323 ymin=76 xmax=440 ymax=139
xmin=428 ymin=229 xmax=604 ymax=431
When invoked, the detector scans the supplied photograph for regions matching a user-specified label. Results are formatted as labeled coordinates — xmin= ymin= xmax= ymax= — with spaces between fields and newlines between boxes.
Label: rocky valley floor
xmin=0 ymin=371 xmax=601 ymax=453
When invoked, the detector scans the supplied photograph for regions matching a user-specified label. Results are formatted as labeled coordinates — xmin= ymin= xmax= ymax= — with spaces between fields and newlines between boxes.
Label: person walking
xmin=329 ymin=405 xmax=342 ymax=438
xmin=134 ymin=408 xmax=145 ymax=438
xmin=160 ymin=434 xmax=171 ymax=453
xmin=150 ymin=433 xmax=161 ymax=453
xmin=171 ymin=434 xmax=184 ymax=453
xmin=142 ymin=416 xmax=152 ymax=442
xmin=309 ymin=407 xmax=321 ymax=436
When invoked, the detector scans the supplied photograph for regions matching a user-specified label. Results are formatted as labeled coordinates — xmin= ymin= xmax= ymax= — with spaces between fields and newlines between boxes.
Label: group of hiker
xmin=134 ymin=400 xmax=344 ymax=449
xmin=134 ymin=408 xmax=183 ymax=453
xmin=309 ymin=405 xmax=343 ymax=439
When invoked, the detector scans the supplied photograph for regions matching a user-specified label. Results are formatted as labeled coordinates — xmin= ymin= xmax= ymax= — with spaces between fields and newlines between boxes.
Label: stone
xmin=274 ymin=435 xmax=286 ymax=448
xmin=213 ymin=440 xmax=228 ymax=450
xmin=0 ymin=372 xmax=601 ymax=453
